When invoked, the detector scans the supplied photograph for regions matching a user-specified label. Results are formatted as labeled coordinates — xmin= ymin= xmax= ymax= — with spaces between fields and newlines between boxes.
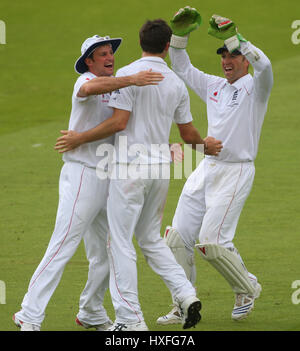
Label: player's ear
xmin=84 ymin=55 xmax=94 ymax=68
xmin=84 ymin=58 xmax=91 ymax=70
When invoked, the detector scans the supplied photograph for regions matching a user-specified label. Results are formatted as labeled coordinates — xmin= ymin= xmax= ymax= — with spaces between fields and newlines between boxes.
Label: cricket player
xmin=55 ymin=19 xmax=223 ymax=331
xmin=13 ymin=34 xmax=164 ymax=331
xmin=157 ymin=7 xmax=273 ymax=325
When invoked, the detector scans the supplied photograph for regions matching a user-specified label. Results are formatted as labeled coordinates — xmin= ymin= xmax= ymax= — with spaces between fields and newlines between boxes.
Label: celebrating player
xmin=54 ymin=19 xmax=223 ymax=331
xmin=13 ymin=34 xmax=164 ymax=331
xmin=157 ymin=7 xmax=273 ymax=325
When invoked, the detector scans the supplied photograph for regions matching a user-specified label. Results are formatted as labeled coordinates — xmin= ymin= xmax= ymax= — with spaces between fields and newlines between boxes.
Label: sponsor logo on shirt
xmin=101 ymin=93 xmax=110 ymax=103
xmin=209 ymin=91 xmax=218 ymax=103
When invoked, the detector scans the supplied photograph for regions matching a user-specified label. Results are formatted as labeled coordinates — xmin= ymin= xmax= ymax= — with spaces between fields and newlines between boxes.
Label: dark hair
xmin=87 ymin=51 xmax=95 ymax=60
xmin=139 ymin=19 xmax=172 ymax=54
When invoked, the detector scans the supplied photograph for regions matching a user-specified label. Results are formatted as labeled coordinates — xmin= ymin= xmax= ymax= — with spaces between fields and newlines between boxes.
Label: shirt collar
xmin=137 ymin=56 xmax=167 ymax=66
xmin=223 ymin=73 xmax=252 ymax=89
xmin=84 ymin=71 xmax=97 ymax=79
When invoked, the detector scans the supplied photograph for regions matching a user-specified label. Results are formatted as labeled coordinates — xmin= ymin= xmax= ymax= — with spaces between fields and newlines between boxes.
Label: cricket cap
xmin=75 ymin=35 xmax=122 ymax=74
xmin=216 ymin=44 xmax=241 ymax=55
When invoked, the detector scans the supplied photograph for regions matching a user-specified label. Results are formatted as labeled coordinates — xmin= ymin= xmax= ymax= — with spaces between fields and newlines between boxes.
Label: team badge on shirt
xmin=228 ymin=89 xmax=242 ymax=107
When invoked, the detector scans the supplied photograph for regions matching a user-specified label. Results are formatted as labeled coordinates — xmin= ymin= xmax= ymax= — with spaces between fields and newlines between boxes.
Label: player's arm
xmin=54 ymin=108 xmax=130 ymax=153
xmin=208 ymin=14 xmax=273 ymax=101
xmin=170 ymin=143 xmax=184 ymax=163
xmin=78 ymin=69 xmax=164 ymax=97
xmin=240 ymin=42 xmax=273 ymax=101
xmin=169 ymin=49 xmax=210 ymax=102
xmin=169 ymin=7 xmax=210 ymax=101
xmin=174 ymin=78 xmax=222 ymax=156
xmin=177 ymin=122 xmax=223 ymax=156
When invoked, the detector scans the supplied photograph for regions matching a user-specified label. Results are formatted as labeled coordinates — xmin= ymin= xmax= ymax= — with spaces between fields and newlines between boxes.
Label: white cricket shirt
xmin=63 ymin=71 xmax=115 ymax=168
xmin=169 ymin=41 xmax=273 ymax=162
xmin=108 ymin=56 xmax=193 ymax=164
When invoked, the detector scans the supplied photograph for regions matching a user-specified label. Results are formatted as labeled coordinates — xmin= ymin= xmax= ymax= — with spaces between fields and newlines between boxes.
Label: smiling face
xmin=221 ymin=50 xmax=249 ymax=84
xmin=85 ymin=44 xmax=114 ymax=77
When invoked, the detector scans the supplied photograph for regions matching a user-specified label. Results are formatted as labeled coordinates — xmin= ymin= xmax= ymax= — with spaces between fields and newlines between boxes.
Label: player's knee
xmin=168 ymin=225 xmax=195 ymax=252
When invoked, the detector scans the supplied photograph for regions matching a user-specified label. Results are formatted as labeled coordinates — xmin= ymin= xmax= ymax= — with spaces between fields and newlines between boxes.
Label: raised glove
xmin=170 ymin=6 xmax=202 ymax=49
xmin=208 ymin=14 xmax=246 ymax=52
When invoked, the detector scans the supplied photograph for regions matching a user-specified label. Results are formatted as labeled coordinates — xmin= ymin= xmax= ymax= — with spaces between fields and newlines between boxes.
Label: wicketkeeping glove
xmin=208 ymin=14 xmax=247 ymax=52
xmin=170 ymin=6 xmax=202 ymax=49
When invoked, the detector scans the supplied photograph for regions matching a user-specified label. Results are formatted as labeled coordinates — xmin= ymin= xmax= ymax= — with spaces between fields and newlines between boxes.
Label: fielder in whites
xmin=13 ymin=34 xmax=163 ymax=331
xmin=55 ymin=19 xmax=222 ymax=331
xmin=157 ymin=7 xmax=273 ymax=325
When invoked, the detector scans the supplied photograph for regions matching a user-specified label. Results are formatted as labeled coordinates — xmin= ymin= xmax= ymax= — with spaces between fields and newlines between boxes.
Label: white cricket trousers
xmin=107 ymin=164 xmax=196 ymax=324
xmin=16 ymin=162 xmax=110 ymax=326
xmin=76 ymin=213 xmax=110 ymax=326
xmin=172 ymin=158 xmax=257 ymax=282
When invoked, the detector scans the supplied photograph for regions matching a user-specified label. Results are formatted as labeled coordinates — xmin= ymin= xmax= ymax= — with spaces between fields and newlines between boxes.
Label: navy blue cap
xmin=216 ymin=44 xmax=241 ymax=55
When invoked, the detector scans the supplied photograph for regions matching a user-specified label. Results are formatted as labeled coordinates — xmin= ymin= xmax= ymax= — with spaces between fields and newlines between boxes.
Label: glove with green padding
xmin=208 ymin=14 xmax=247 ymax=52
xmin=170 ymin=6 xmax=202 ymax=49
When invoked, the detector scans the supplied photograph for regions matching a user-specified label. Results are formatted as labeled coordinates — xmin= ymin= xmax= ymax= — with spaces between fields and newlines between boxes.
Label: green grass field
xmin=0 ymin=0 xmax=300 ymax=332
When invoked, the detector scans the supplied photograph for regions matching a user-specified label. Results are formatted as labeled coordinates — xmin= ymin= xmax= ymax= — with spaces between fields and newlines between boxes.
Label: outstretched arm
xmin=78 ymin=69 xmax=164 ymax=97
xmin=54 ymin=108 xmax=130 ymax=153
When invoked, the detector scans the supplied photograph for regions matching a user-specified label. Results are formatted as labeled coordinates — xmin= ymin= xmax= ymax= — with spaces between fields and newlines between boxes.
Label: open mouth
xmin=104 ymin=63 xmax=113 ymax=68
xmin=224 ymin=66 xmax=233 ymax=72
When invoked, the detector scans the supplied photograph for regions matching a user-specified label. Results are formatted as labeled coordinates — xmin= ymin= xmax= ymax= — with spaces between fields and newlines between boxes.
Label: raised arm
xmin=240 ymin=41 xmax=273 ymax=101
xmin=169 ymin=7 xmax=217 ymax=102
xmin=169 ymin=48 xmax=210 ymax=102
xmin=207 ymin=14 xmax=273 ymax=101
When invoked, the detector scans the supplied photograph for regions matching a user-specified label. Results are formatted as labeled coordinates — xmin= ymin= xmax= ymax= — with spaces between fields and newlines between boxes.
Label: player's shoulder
xmin=116 ymin=60 xmax=139 ymax=77
xmin=72 ymin=72 xmax=96 ymax=100
xmin=206 ymin=75 xmax=227 ymax=89
xmin=75 ymin=71 xmax=95 ymax=83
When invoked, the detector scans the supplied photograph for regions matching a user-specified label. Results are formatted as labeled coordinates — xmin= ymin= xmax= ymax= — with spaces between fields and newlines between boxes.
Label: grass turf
xmin=0 ymin=0 xmax=300 ymax=332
